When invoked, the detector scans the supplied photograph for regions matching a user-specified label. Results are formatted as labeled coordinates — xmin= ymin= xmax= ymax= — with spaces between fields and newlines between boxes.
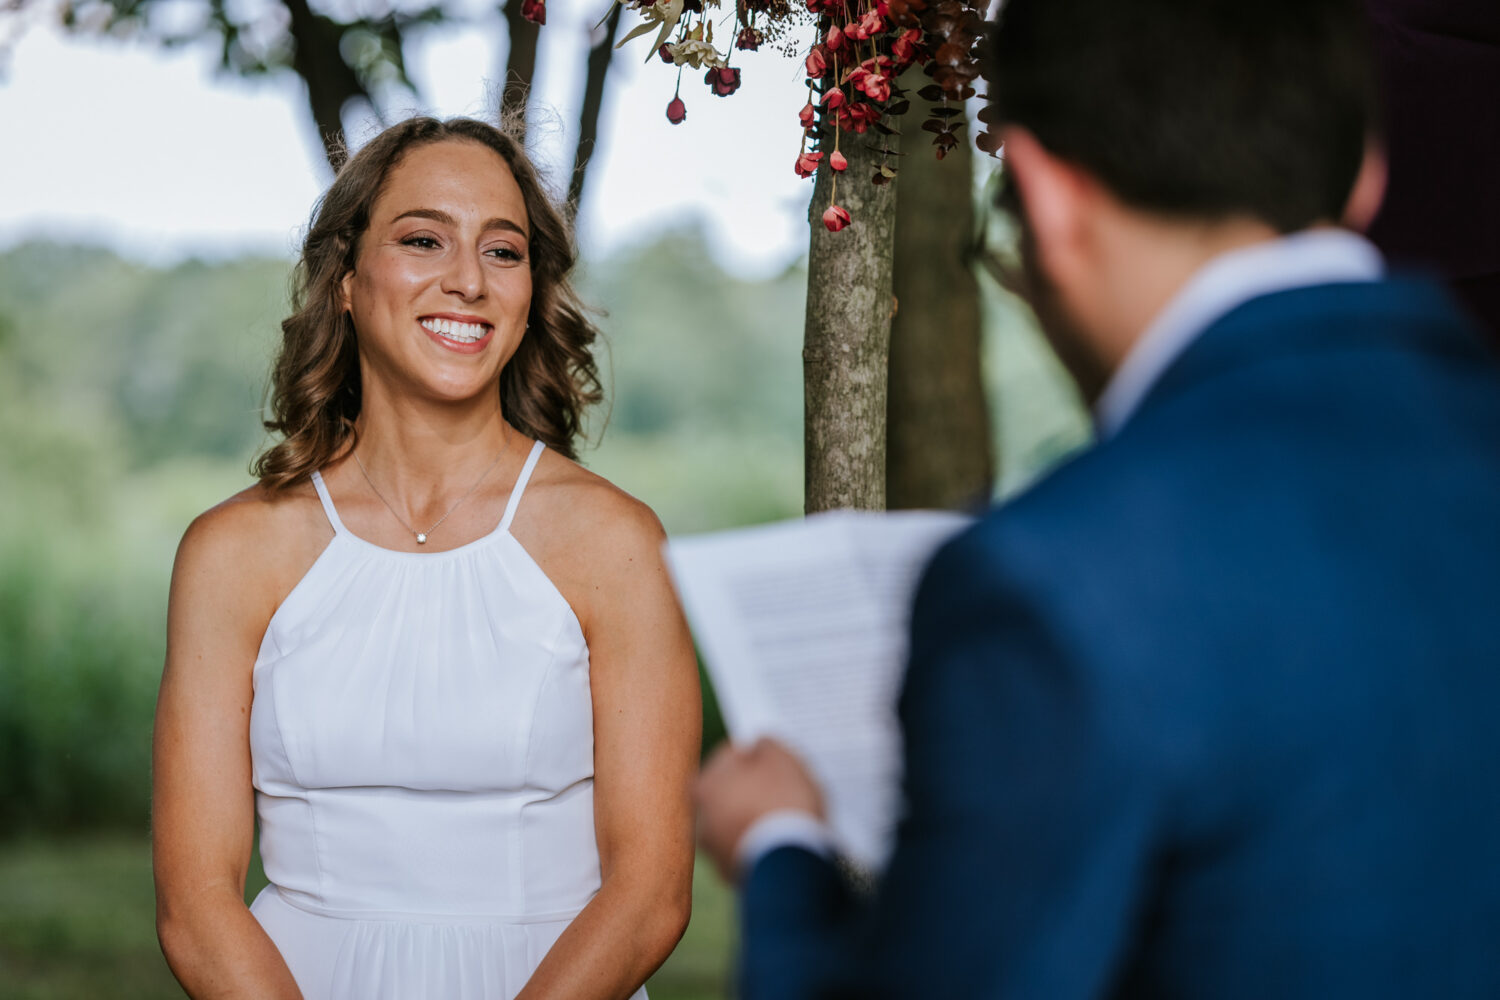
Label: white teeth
xmin=420 ymin=318 xmax=489 ymax=343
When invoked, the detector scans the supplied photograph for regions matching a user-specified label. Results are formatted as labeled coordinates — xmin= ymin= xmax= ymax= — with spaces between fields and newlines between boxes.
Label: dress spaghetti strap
xmin=309 ymin=470 xmax=348 ymax=535
xmin=499 ymin=440 xmax=547 ymax=532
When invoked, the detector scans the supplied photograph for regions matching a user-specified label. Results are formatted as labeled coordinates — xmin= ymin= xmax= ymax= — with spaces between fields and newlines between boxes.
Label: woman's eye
xmin=486 ymin=246 xmax=525 ymax=262
xmin=401 ymin=235 xmax=439 ymax=249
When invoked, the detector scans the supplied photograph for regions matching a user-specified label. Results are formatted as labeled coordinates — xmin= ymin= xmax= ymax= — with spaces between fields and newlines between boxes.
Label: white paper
xmin=666 ymin=509 xmax=973 ymax=870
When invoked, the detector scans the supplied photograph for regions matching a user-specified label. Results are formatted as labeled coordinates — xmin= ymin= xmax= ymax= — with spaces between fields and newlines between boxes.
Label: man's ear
xmin=1342 ymin=139 xmax=1388 ymax=233
xmin=1000 ymin=127 xmax=1093 ymax=282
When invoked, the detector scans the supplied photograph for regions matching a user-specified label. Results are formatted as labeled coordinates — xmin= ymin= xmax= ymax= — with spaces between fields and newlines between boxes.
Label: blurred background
xmin=0 ymin=1 xmax=1087 ymax=995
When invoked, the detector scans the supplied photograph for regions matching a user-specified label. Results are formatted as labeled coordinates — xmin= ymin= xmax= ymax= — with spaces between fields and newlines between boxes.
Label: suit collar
xmin=1095 ymin=230 xmax=1384 ymax=438
xmin=1120 ymin=275 xmax=1481 ymax=433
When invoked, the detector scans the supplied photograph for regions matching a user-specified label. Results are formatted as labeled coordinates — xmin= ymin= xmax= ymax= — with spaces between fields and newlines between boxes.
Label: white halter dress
xmin=248 ymin=441 xmax=641 ymax=999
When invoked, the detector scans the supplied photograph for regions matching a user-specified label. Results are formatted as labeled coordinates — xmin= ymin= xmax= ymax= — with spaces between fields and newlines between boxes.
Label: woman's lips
xmin=419 ymin=316 xmax=494 ymax=354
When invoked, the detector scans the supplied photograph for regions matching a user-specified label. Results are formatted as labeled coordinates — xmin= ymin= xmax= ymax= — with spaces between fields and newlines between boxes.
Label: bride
xmin=151 ymin=116 xmax=701 ymax=999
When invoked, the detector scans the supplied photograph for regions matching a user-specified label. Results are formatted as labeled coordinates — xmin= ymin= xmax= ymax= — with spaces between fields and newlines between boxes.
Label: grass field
xmin=0 ymin=834 xmax=735 ymax=1000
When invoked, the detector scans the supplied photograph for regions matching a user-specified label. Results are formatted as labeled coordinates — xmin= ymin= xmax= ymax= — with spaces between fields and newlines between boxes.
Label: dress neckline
xmin=309 ymin=439 xmax=546 ymax=559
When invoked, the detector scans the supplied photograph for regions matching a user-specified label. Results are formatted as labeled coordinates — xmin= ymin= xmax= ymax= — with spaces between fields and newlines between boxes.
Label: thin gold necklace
xmin=352 ymin=434 xmax=510 ymax=545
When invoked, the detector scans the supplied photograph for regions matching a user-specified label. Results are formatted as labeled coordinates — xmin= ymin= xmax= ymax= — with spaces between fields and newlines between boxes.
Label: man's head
xmin=987 ymin=0 xmax=1378 ymax=398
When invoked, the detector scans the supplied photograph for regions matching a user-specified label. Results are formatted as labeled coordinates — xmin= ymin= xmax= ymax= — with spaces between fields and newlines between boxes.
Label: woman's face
xmin=341 ymin=138 xmax=533 ymax=406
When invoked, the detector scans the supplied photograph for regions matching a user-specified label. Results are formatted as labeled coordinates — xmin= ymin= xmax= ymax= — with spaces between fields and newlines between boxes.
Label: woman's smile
xmin=419 ymin=313 xmax=496 ymax=353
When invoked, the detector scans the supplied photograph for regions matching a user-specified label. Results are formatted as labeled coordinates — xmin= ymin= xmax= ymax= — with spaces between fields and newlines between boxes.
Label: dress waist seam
xmin=267 ymin=884 xmax=588 ymax=925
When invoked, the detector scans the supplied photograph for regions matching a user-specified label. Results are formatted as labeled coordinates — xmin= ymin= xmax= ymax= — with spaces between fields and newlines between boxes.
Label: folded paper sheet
xmin=666 ymin=509 xmax=973 ymax=871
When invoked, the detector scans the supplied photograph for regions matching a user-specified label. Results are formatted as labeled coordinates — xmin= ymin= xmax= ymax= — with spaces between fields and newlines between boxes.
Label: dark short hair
xmin=987 ymin=0 xmax=1376 ymax=232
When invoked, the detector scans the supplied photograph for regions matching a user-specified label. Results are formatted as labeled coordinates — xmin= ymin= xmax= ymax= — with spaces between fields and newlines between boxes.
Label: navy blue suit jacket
xmin=740 ymin=278 xmax=1500 ymax=998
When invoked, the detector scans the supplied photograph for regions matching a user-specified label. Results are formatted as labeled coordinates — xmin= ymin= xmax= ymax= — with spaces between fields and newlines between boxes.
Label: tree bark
xmin=803 ymin=133 xmax=901 ymax=513
xmin=279 ymin=0 xmax=370 ymax=171
xmin=501 ymin=0 xmax=541 ymax=134
xmin=886 ymin=80 xmax=993 ymax=511
xmin=567 ymin=3 xmax=624 ymax=218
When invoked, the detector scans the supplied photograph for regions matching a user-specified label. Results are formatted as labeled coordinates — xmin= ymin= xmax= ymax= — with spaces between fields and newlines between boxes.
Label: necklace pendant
xmin=416 ymin=533 xmax=428 ymax=544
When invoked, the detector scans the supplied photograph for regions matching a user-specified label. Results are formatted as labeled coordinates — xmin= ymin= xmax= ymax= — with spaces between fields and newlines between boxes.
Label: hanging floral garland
xmin=524 ymin=0 xmax=996 ymax=232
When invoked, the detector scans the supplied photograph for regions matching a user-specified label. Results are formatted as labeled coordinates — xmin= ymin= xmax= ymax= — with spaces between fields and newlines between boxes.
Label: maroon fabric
xmin=1365 ymin=0 xmax=1500 ymax=340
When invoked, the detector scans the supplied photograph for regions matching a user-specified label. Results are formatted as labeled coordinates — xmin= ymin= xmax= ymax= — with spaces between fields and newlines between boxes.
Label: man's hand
xmin=695 ymin=738 xmax=826 ymax=883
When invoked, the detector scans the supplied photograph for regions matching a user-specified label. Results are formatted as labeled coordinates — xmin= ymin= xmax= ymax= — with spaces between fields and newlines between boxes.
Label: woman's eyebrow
xmin=391 ymin=207 xmax=528 ymax=239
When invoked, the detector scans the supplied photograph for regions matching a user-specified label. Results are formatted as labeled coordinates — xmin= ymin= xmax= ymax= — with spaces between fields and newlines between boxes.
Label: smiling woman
xmin=257 ymin=118 xmax=602 ymax=487
xmin=150 ymin=117 xmax=701 ymax=1000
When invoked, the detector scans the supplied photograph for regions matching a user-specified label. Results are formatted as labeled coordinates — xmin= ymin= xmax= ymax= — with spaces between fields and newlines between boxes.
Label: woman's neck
xmin=348 ymin=388 xmax=514 ymax=494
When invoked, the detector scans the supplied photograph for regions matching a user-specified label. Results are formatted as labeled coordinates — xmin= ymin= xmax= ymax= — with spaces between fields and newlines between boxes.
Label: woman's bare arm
xmin=152 ymin=499 xmax=305 ymax=999
xmin=516 ymin=488 xmax=701 ymax=999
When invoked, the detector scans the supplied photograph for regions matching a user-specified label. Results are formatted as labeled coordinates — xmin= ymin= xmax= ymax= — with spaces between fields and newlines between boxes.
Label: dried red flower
xmin=846 ymin=9 xmax=884 ymax=40
xmin=520 ymin=0 xmax=545 ymax=24
xmin=658 ymin=42 xmax=674 ymax=63
xmin=862 ymin=74 xmax=891 ymax=102
xmin=736 ymin=26 xmax=762 ymax=51
xmin=705 ymin=66 xmax=742 ymax=97
xmin=829 ymin=150 xmax=848 ymax=171
xmin=666 ymin=95 xmax=687 ymax=124
xmin=805 ymin=45 xmax=828 ymax=78
xmin=822 ymin=204 xmax=852 ymax=232
xmin=825 ymin=24 xmax=845 ymax=51
xmin=794 ymin=150 xmax=824 ymax=177
xmin=891 ymin=28 xmax=923 ymax=66
xmin=798 ymin=101 xmax=816 ymax=129
xmin=821 ymin=86 xmax=846 ymax=109
xmin=837 ymin=100 xmax=880 ymax=134
xmin=850 ymin=60 xmax=892 ymax=102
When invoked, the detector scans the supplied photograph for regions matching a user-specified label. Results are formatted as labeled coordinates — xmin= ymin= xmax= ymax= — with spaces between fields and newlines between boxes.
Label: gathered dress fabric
xmin=248 ymin=441 xmax=643 ymax=999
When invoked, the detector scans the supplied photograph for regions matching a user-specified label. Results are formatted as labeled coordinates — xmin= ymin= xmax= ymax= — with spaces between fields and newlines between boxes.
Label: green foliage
xmin=0 ymin=555 xmax=160 ymax=835
xmin=0 ymin=246 xmax=286 ymax=470
xmin=0 ymin=835 xmax=178 ymax=999
xmin=582 ymin=232 xmax=806 ymax=443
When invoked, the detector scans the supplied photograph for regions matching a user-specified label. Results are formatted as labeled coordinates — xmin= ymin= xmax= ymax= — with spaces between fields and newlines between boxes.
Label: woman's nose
xmin=441 ymin=248 xmax=484 ymax=300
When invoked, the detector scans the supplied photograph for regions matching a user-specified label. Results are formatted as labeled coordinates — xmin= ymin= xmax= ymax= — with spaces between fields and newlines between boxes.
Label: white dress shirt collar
xmin=1094 ymin=228 xmax=1385 ymax=438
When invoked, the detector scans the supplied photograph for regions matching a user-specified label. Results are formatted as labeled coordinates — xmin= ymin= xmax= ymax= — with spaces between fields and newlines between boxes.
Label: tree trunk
xmin=886 ymin=81 xmax=993 ymax=511
xmin=279 ymin=0 xmax=370 ymax=171
xmin=567 ymin=3 xmax=624 ymax=218
xmin=501 ymin=0 xmax=541 ymax=133
xmin=803 ymin=134 xmax=901 ymax=513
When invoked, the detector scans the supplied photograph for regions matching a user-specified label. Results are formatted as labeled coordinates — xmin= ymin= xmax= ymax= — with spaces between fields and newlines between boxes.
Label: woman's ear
xmin=338 ymin=270 xmax=354 ymax=316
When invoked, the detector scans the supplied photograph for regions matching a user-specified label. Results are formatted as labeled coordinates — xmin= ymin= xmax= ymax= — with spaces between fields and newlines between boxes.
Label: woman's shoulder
xmin=173 ymin=479 xmax=334 ymax=613
xmin=527 ymin=448 xmax=666 ymax=553
xmin=179 ymin=479 xmax=324 ymax=554
xmin=518 ymin=447 xmax=678 ymax=640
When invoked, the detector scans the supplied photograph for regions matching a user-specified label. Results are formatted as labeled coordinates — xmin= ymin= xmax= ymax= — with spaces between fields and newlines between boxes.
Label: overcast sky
xmin=0 ymin=2 xmax=822 ymax=277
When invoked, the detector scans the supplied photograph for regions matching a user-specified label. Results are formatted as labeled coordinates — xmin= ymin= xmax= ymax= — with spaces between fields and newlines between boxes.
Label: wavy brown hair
xmin=254 ymin=116 xmax=604 ymax=490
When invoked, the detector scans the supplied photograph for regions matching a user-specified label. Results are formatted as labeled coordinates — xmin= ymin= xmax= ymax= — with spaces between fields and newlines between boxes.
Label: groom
xmin=695 ymin=0 xmax=1500 ymax=997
